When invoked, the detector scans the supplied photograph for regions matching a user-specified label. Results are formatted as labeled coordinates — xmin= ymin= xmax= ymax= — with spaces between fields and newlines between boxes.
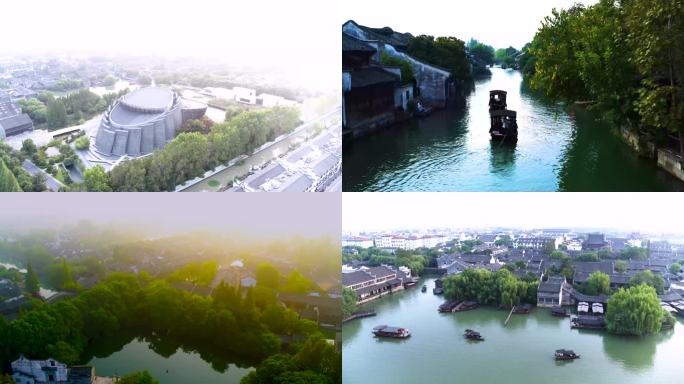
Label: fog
xmin=341 ymin=0 xmax=600 ymax=49
xmin=0 ymin=193 xmax=340 ymax=240
xmin=1 ymin=0 xmax=341 ymax=92
xmin=343 ymin=193 xmax=684 ymax=235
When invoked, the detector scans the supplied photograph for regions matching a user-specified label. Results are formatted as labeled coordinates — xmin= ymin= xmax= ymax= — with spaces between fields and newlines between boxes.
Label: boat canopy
xmin=490 ymin=109 xmax=517 ymax=118
xmin=490 ymin=90 xmax=507 ymax=96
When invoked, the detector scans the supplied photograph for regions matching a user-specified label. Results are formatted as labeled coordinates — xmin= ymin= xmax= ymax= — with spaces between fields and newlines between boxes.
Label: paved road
xmin=22 ymin=159 xmax=64 ymax=191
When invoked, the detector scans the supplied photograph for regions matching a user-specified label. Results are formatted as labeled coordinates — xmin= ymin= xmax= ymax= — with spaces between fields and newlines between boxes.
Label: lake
xmin=342 ymin=277 xmax=684 ymax=384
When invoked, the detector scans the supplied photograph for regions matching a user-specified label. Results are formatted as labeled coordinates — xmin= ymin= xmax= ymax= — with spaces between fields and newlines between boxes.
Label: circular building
xmin=94 ymin=87 xmax=205 ymax=157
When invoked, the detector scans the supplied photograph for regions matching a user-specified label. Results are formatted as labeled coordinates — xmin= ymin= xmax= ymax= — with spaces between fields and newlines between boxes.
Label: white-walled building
xmin=342 ymin=236 xmax=374 ymax=249
xmin=11 ymin=356 xmax=68 ymax=383
xmin=234 ymin=87 xmax=257 ymax=105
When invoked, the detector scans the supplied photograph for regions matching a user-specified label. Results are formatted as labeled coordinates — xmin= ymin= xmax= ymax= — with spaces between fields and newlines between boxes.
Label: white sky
xmin=0 ymin=0 xmax=341 ymax=91
xmin=341 ymin=0 xmax=599 ymax=49
xmin=343 ymin=193 xmax=684 ymax=235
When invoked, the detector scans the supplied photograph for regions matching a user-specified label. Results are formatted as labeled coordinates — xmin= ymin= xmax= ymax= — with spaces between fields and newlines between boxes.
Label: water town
xmin=343 ymin=229 xmax=684 ymax=357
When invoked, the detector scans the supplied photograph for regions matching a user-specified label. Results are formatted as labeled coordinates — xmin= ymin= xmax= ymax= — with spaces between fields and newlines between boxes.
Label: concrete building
xmin=94 ymin=87 xmax=205 ymax=156
xmin=0 ymin=90 xmax=33 ymax=138
xmin=342 ymin=236 xmax=374 ymax=248
xmin=11 ymin=356 xmax=68 ymax=383
xmin=234 ymin=87 xmax=257 ymax=105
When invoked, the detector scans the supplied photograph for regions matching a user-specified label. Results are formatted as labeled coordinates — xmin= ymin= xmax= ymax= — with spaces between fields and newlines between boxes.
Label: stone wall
xmin=657 ymin=149 xmax=684 ymax=182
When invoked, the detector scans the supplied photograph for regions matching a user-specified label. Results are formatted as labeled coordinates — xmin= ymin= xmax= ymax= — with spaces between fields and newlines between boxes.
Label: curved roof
xmin=120 ymin=88 xmax=174 ymax=112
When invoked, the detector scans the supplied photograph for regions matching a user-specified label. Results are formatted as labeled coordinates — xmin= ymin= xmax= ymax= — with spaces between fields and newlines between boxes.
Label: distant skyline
xmin=341 ymin=0 xmax=599 ymax=49
xmin=1 ymin=0 xmax=340 ymax=92
xmin=0 ymin=194 xmax=340 ymax=240
xmin=343 ymin=193 xmax=684 ymax=237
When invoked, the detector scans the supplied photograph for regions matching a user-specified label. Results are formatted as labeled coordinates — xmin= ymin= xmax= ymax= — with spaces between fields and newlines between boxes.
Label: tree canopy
xmin=442 ymin=268 xmax=537 ymax=307
xmin=606 ymin=284 xmax=669 ymax=336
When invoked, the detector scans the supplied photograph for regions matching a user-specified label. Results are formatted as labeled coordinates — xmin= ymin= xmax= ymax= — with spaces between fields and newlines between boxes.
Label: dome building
xmin=94 ymin=87 xmax=206 ymax=157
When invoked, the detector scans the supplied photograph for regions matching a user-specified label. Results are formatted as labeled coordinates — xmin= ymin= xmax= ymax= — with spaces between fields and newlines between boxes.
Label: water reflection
xmin=489 ymin=140 xmax=517 ymax=176
xmin=602 ymin=329 xmax=673 ymax=372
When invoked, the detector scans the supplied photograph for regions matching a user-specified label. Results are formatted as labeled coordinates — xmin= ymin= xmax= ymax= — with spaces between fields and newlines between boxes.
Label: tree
xmin=628 ymin=270 xmax=665 ymax=294
xmin=580 ymin=271 xmax=610 ymax=295
xmin=620 ymin=246 xmax=648 ymax=260
xmin=606 ymin=284 xmax=665 ymax=335
xmin=407 ymin=35 xmax=471 ymax=81
xmin=83 ymin=165 xmax=112 ymax=192
xmin=25 ymin=262 xmax=40 ymax=295
xmin=342 ymin=287 xmax=357 ymax=318
xmin=74 ymin=136 xmax=90 ymax=150
xmin=118 ymin=371 xmax=159 ymax=384
xmin=380 ymin=52 xmax=415 ymax=85
xmin=46 ymin=99 xmax=68 ymax=129
xmin=614 ymin=259 xmax=628 ymax=273
xmin=256 ymin=263 xmax=281 ymax=290
xmin=20 ymin=139 xmax=37 ymax=158
xmin=669 ymin=263 xmax=682 ymax=274
xmin=550 ymin=250 xmax=569 ymax=260
xmin=469 ymin=42 xmax=496 ymax=66
xmin=578 ymin=252 xmax=599 ymax=262
xmin=0 ymin=159 xmax=22 ymax=192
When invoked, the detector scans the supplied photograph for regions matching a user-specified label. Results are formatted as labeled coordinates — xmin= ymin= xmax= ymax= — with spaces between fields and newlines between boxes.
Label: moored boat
xmin=373 ymin=325 xmax=411 ymax=339
xmin=555 ymin=349 xmax=580 ymax=360
xmin=421 ymin=285 xmax=427 ymax=292
xmin=513 ymin=303 xmax=532 ymax=314
xmin=551 ymin=306 xmax=569 ymax=317
xmin=464 ymin=329 xmax=484 ymax=341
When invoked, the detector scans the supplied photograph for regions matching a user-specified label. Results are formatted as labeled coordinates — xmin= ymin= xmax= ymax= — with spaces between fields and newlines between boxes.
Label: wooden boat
xmin=372 ymin=325 xmax=411 ymax=339
xmin=489 ymin=90 xmax=507 ymax=112
xmin=438 ymin=300 xmax=461 ymax=313
xmin=551 ymin=306 xmax=569 ymax=317
xmin=490 ymin=109 xmax=518 ymax=142
xmin=513 ymin=303 xmax=531 ymax=314
xmin=464 ymin=329 xmax=484 ymax=341
xmin=453 ymin=300 xmax=479 ymax=312
xmin=555 ymin=349 xmax=580 ymax=360
xmin=421 ymin=285 xmax=427 ymax=292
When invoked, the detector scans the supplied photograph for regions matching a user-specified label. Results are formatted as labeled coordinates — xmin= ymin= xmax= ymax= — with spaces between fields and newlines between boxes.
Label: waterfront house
xmin=342 ymin=265 xmax=411 ymax=304
xmin=537 ymin=276 xmax=569 ymax=307
xmin=11 ymin=356 xmax=68 ymax=383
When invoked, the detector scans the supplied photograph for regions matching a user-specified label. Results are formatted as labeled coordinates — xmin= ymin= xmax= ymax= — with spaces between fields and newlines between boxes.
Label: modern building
xmin=342 ymin=236 xmax=374 ymax=248
xmin=94 ymin=87 xmax=205 ymax=156
xmin=0 ymin=90 xmax=33 ymax=138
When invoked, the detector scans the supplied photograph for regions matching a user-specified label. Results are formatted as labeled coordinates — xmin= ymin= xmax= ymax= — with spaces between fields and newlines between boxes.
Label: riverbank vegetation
xmin=105 ymin=105 xmax=300 ymax=192
xmin=442 ymin=268 xmax=537 ymax=308
xmin=523 ymin=0 xmax=684 ymax=154
xmin=342 ymin=247 xmax=438 ymax=276
xmin=606 ymin=284 xmax=675 ymax=336
xmin=407 ymin=35 xmax=471 ymax=81
xmin=0 ymin=272 xmax=331 ymax=379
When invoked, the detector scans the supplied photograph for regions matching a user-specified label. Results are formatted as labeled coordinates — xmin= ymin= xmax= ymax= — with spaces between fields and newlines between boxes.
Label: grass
xmin=207 ymin=180 xmax=220 ymax=188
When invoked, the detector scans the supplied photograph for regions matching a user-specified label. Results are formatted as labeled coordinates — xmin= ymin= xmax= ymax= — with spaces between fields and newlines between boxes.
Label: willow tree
xmin=0 ymin=159 xmax=22 ymax=192
xmin=606 ymin=284 xmax=665 ymax=335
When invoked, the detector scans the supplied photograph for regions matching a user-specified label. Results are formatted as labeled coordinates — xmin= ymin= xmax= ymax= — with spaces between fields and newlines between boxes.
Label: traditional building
xmin=342 ymin=265 xmax=412 ymax=304
xmin=537 ymin=276 xmax=569 ymax=307
xmin=583 ymin=233 xmax=609 ymax=251
xmin=11 ymin=356 xmax=68 ymax=383
xmin=515 ymin=237 xmax=557 ymax=250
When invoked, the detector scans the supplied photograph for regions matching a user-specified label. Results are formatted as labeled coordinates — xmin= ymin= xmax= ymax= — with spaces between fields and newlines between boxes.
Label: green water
xmin=342 ymin=278 xmax=684 ymax=384
xmin=342 ymin=68 xmax=684 ymax=191
xmin=84 ymin=333 xmax=253 ymax=384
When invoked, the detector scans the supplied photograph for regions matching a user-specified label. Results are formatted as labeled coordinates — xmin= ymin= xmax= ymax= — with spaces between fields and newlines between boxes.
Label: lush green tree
xmin=669 ymin=263 xmax=682 ymax=274
xmin=620 ymin=246 xmax=648 ymax=260
xmin=25 ymin=262 xmax=40 ymax=295
xmin=628 ymin=270 xmax=665 ymax=294
xmin=118 ymin=370 xmax=159 ymax=384
xmin=606 ymin=284 xmax=665 ymax=335
xmin=83 ymin=166 xmax=112 ymax=192
xmin=18 ymin=98 xmax=47 ymax=124
xmin=74 ymin=136 xmax=90 ymax=150
xmin=579 ymin=271 xmax=610 ymax=295
xmin=614 ymin=259 xmax=628 ymax=273
xmin=342 ymin=287 xmax=357 ymax=318
xmin=46 ymin=99 xmax=68 ymax=129
xmin=578 ymin=252 xmax=600 ymax=262
xmin=256 ymin=263 xmax=281 ymax=290
xmin=469 ymin=42 xmax=496 ymax=66
xmin=380 ymin=52 xmax=415 ymax=85
xmin=443 ymin=268 xmax=536 ymax=306
xmin=0 ymin=159 xmax=22 ymax=192
xmin=407 ymin=35 xmax=471 ymax=81
xmin=550 ymin=250 xmax=569 ymax=260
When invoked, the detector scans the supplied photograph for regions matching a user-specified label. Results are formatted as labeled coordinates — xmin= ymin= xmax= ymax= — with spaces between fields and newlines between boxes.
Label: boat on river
xmin=489 ymin=90 xmax=518 ymax=142
xmin=551 ymin=306 xmax=569 ymax=317
xmin=555 ymin=349 xmax=580 ymax=360
xmin=373 ymin=325 xmax=411 ymax=339
xmin=464 ymin=329 xmax=484 ymax=341
xmin=421 ymin=285 xmax=427 ymax=292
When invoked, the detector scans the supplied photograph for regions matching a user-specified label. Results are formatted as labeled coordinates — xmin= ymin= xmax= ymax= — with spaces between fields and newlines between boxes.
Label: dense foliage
xmin=628 ymin=270 xmax=665 ymax=294
xmin=380 ymin=53 xmax=415 ymax=85
xmin=108 ymin=106 xmax=300 ymax=191
xmin=342 ymin=287 xmax=357 ymax=318
xmin=578 ymin=271 xmax=610 ymax=295
xmin=0 ymin=273 xmax=322 ymax=370
xmin=0 ymin=159 xmax=22 ymax=192
xmin=606 ymin=284 xmax=671 ymax=335
xmin=118 ymin=370 xmax=159 ymax=384
xmin=442 ymin=268 xmax=537 ymax=307
xmin=526 ymin=0 xmax=684 ymax=151
xmin=407 ymin=35 xmax=471 ymax=81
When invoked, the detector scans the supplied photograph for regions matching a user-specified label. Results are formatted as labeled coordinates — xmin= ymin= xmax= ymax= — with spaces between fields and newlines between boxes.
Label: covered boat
xmin=490 ymin=109 xmax=518 ymax=141
xmin=555 ymin=349 xmax=580 ymax=360
xmin=372 ymin=325 xmax=411 ymax=339
xmin=464 ymin=329 xmax=484 ymax=341
xmin=551 ymin=306 xmax=569 ymax=317
xmin=489 ymin=90 xmax=507 ymax=112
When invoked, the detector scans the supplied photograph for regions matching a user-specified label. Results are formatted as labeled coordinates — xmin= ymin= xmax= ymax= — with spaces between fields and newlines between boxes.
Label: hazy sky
xmin=1 ymin=0 xmax=341 ymax=91
xmin=341 ymin=0 xmax=599 ymax=49
xmin=343 ymin=193 xmax=683 ymax=234
xmin=0 ymin=193 xmax=340 ymax=239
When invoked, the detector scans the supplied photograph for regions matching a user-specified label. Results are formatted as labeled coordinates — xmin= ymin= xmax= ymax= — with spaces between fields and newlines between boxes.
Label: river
xmin=83 ymin=333 xmax=253 ymax=384
xmin=342 ymin=68 xmax=684 ymax=191
xmin=342 ymin=277 xmax=684 ymax=384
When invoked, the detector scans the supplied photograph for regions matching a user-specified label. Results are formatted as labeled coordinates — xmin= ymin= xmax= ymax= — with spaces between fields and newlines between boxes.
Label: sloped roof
xmin=343 ymin=33 xmax=376 ymax=53
xmin=350 ymin=67 xmax=399 ymax=88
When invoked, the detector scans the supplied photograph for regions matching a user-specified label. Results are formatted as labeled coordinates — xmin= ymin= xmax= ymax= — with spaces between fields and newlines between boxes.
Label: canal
xmin=343 ymin=68 xmax=684 ymax=191
xmin=83 ymin=332 xmax=253 ymax=384
xmin=342 ymin=277 xmax=684 ymax=384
